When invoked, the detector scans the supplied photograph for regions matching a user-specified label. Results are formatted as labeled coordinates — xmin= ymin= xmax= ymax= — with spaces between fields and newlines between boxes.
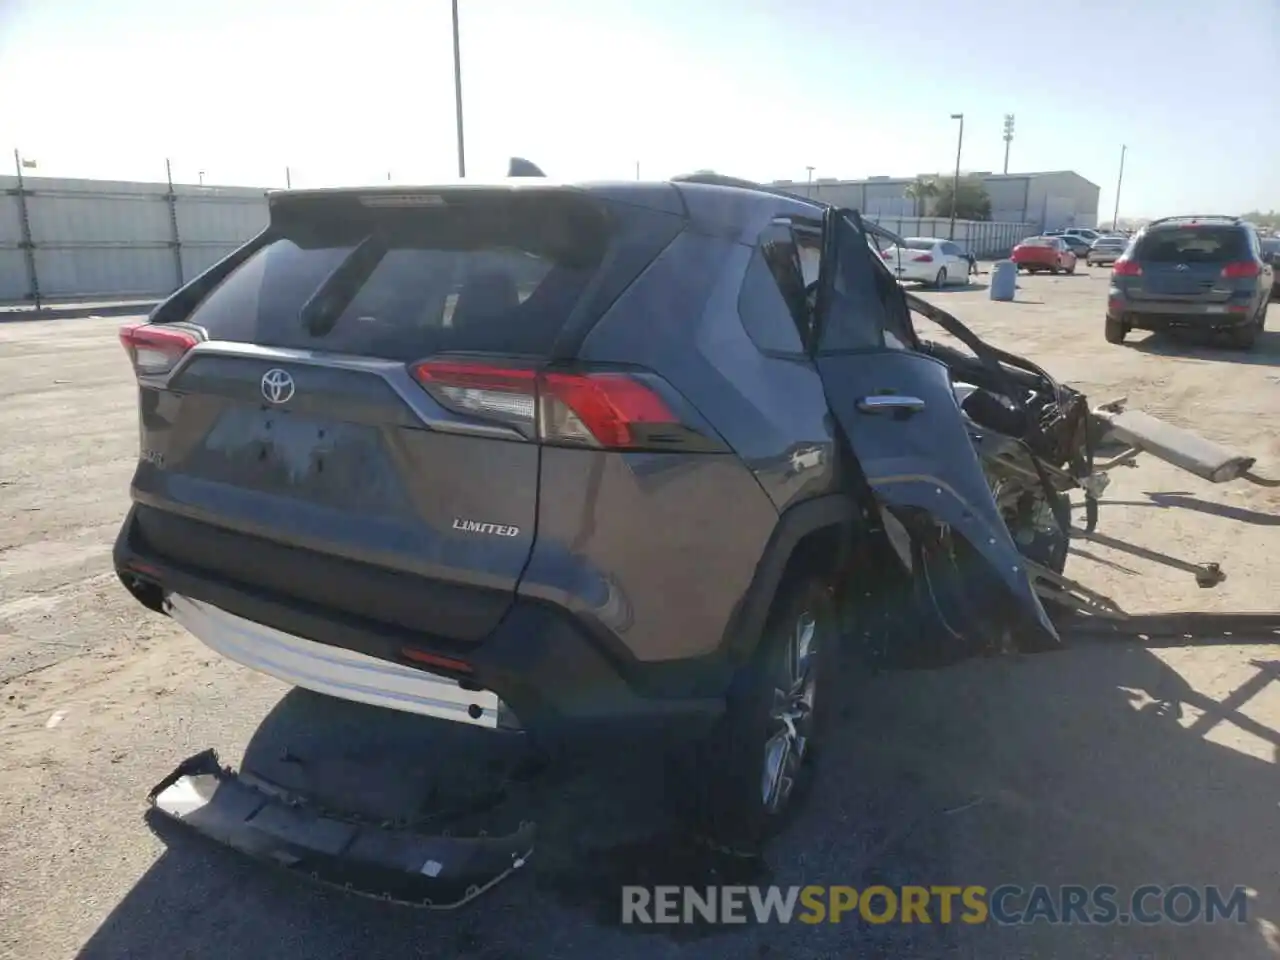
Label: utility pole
xmin=635 ymin=161 xmax=640 ymax=181
xmin=805 ymin=165 xmax=815 ymax=197
xmin=285 ymin=166 xmax=292 ymax=189
xmin=949 ymin=113 xmax=964 ymax=240
xmin=198 ymin=170 xmax=205 ymax=186
xmin=1002 ymin=114 xmax=1015 ymax=174
xmin=1112 ymin=144 xmax=1127 ymax=231
xmin=452 ymin=0 xmax=466 ymax=177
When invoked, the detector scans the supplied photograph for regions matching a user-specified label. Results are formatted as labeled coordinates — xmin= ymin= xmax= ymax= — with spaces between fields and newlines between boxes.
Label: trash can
xmin=989 ymin=259 xmax=1017 ymax=301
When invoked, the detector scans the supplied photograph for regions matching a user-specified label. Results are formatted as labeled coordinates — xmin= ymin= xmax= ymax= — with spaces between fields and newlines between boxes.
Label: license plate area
xmin=189 ymin=406 xmax=405 ymax=511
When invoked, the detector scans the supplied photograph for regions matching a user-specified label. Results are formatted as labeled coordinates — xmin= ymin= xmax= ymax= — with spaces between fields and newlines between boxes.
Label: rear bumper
xmin=1109 ymin=300 xmax=1254 ymax=331
xmin=166 ymin=594 xmax=514 ymax=729
xmin=149 ymin=748 xmax=535 ymax=908
xmin=114 ymin=505 xmax=725 ymax=743
xmin=889 ymin=261 xmax=941 ymax=283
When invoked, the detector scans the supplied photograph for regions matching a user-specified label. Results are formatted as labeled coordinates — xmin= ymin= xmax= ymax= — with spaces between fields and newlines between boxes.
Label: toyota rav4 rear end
xmin=113 ymin=182 xmax=782 ymax=743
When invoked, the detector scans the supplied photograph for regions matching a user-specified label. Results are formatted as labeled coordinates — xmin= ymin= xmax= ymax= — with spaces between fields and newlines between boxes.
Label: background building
xmin=770 ymin=170 xmax=1101 ymax=230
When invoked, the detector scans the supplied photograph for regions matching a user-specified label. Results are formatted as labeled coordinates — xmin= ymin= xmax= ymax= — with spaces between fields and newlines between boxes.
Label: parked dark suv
xmin=1105 ymin=215 xmax=1273 ymax=348
xmin=114 ymin=177 xmax=1059 ymax=849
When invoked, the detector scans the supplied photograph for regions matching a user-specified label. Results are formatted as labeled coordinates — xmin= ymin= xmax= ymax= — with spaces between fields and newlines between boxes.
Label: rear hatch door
xmin=130 ymin=186 xmax=674 ymax=643
xmin=1127 ymin=224 xmax=1244 ymax=308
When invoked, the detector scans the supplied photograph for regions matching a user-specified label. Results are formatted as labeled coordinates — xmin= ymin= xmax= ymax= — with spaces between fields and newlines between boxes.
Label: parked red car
xmin=1011 ymin=236 xmax=1077 ymax=275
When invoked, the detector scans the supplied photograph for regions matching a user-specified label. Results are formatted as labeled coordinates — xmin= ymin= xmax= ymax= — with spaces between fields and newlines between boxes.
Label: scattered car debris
xmin=148 ymin=749 xmax=535 ymax=908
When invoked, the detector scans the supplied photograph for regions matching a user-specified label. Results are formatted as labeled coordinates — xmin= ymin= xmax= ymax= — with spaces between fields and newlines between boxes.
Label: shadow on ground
xmin=1129 ymin=329 xmax=1280 ymax=366
xmin=77 ymin=624 xmax=1280 ymax=960
xmin=917 ymin=281 xmax=989 ymax=295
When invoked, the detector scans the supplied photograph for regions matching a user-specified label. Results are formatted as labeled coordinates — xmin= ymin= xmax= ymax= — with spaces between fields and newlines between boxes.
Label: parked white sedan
xmin=878 ymin=237 xmax=972 ymax=287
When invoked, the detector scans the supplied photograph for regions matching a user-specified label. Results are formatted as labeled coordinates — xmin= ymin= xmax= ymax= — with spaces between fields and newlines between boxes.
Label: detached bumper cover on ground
xmin=148 ymin=749 xmax=535 ymax=908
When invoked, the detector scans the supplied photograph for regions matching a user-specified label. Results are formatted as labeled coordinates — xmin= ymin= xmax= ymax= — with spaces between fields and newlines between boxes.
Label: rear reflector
xmin=399 ymin=647 xmax=474 ymax=674
xmin=1112 ymin=259 xmax=1142 ymax=277
xmin=411 ymin=359 xmax=687 ymax=450
xmin=119 ymin=323 xmax=199 ymax=376
xmin=1220 ymin=261 xmax=1260 ymax=279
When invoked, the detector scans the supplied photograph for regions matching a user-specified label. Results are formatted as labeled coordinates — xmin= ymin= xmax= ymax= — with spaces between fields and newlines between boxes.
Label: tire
xmin=935 ymin=268 xmax=948 ymax=288
xmin=1105 ymin=317 xmax=1127 ymax=344
xmin=1050 ymin=265 xmax=1061 ymax=275
xmin=1231 ymin=319 xmax=1259 ymax=350
xmin=1067 ymin=262 xmax=1076 ymax=275
xmin=679 ymin=575 xmax=837 ymax=854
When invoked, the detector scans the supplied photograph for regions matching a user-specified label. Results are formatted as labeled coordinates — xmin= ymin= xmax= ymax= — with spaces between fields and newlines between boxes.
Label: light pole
xmin=452 ymin=0 xmax=466 ymax=177
xmin=198 ymin=170 xmax=205 ymax=186
xmin=1002 ymin=114 xmax=1015 ymax=174
xmin=948 ymin=113 xmax=964 ymax=240
xmin=805 ymin=165 xmax=815 ymax=197
xmin=1112 ymin=144 xmax=1127 ymax=231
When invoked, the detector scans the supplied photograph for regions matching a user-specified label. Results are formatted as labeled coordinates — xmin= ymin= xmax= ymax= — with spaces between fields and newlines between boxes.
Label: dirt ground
xmin=2 ymin=269 xmax=1278 ymax=960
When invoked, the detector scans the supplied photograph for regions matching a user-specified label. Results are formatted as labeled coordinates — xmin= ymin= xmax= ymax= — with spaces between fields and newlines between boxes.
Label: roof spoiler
xmin=507 ymin=157 xmax=546 ymax=177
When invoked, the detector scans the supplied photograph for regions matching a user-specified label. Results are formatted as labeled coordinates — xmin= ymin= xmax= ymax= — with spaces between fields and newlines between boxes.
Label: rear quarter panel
xmin=519 ymin=225 xmax=838 ymax=664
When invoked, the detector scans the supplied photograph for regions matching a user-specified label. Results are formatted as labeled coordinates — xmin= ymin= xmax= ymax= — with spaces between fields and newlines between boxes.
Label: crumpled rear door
xmin=812 ymin=207 xmax=1058 ymax=649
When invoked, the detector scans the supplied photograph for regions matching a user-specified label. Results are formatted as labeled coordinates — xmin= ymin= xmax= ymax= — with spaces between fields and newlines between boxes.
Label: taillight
xmin=912 ymin=254 xmax=934 ymax=263
xmin=411 ymin=361 xmax=538 ymax=430
xmin=410 ymin=359 xmax=701 ymax=450
xmin=1221 ymin=261 xmax=1260 ymax=279
xmin=119 ymin=323 xmax=199 ymax=376
xmin=1112 ymin=259 xmax=1142 ymax=277
xmin=880 ymin=249 xmax=893 ymax=259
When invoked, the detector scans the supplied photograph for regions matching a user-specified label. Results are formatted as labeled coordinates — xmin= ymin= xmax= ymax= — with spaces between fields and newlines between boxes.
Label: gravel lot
xmin=2 ymin=269 xmax=1278 ymax=959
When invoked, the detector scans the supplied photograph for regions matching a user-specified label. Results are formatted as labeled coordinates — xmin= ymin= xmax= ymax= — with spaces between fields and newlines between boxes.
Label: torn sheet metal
xmin=148 ymin=749 xmax=534 ymax=908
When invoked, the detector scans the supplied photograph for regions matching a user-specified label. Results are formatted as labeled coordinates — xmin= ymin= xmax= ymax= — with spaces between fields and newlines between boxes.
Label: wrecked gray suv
xmin=115 ymin=174 xmax=1255 ymax=889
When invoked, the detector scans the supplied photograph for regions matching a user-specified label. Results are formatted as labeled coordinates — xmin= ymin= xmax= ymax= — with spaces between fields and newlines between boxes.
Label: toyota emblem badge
xmin=261 ymin=368 xmax=295 ymax=404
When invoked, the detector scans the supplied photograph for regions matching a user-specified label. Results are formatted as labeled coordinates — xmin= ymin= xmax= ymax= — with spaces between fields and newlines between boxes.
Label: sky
xmin=0 ymin=0 xmax=1276 ymax=219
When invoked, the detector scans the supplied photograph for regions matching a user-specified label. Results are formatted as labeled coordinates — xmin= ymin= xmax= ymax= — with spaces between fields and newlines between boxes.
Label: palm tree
xmin=904 ymin=176 xmax=940 ymax=217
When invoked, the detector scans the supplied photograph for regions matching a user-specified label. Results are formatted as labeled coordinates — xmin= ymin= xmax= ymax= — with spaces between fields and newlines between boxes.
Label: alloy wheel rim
xmin=762 ymin=610 xmax=818 ymax=813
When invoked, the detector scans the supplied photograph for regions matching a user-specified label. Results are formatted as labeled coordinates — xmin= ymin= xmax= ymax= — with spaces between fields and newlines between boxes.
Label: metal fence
xmin=0 ymin=169 xmax=268 ymax=307
xmin=862 ymin=216 xmax=1035 ymax=259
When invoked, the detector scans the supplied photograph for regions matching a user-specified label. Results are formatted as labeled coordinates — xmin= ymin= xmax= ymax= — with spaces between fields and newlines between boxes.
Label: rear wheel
xmin=679 ymin=576 xmax=836 ymax=854
xmin=1066 ymin=262 xmax=1076 ymax=275
xmin=935 ymin=268 xmax=948 ymax=288
xmin=1105 ymin=317 xmax=1127 ymax=344
xmin=1050 ymin=265 xmax=1061 ymax=275
xmin=1231 ymin=318 xmax=1259 ymax=350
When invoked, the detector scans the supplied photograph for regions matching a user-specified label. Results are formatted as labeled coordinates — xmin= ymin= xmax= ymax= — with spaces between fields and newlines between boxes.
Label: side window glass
xmin=738 ymin=223 xmax=808 ymax=355
xmin=819 ymin=216 xmax=890 ymax=355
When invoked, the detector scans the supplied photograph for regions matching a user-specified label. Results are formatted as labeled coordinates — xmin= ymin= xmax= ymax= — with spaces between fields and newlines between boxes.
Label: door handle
xmin=857 ymin=394 xmax=926 ymax=415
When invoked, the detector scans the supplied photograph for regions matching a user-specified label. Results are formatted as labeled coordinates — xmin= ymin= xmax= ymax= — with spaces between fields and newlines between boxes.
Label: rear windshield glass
xmin=902 ymin=239 xmax=935 ymax=251
xmin=1136 ymin=226 xmax=1248 ymax=263
xmin=185 ymin=192 xmax=612 ymax=360
xmin=1021 ymin=237 xmax=1053 ymax=247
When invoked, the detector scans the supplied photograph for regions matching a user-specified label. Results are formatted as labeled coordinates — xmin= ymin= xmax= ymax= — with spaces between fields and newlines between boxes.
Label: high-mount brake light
xmin=118 ymin=323 xmax=199 ymax=376
xmin=410 ymin=359 xmax=684 ymax=449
